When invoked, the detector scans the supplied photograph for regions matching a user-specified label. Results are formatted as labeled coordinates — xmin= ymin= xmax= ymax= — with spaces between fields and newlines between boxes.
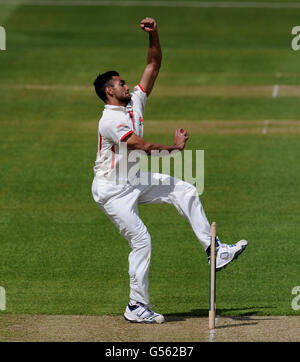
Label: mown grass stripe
xmin=1 ymin=84 xmax=300 ymax=98
xmin=1 ymin=1 xmax=300 ymax=9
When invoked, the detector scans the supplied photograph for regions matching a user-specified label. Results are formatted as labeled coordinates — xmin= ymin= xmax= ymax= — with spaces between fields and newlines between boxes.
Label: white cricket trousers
xmin=92 ymin=172 xmax=211 ymax=305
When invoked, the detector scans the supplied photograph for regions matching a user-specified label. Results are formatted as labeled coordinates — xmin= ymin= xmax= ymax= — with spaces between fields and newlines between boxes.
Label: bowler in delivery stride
xmin=92 ymin=18 xmax=247 ymax=324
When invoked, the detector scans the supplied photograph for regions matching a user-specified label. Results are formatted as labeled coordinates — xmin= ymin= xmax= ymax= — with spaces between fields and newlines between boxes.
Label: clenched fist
xmin=140 ymin=17 xmax=158 ymax=32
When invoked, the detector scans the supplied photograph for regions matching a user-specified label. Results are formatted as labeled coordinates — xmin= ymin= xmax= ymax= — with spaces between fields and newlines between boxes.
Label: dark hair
xmin=93 ymin=71 xmax=119 ymax=102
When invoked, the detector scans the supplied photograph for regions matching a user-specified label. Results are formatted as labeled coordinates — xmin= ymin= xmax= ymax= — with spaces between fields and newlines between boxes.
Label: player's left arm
xmin=139 ymin=17 xmax=162 ymax=96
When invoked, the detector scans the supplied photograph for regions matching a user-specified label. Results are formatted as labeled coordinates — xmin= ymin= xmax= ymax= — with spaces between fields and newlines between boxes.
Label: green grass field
xmin=0 ymin=0 xmax=300 ymax=318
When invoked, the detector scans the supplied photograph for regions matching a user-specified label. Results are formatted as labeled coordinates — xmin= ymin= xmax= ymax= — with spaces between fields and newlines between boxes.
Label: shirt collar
xmin=104 ymin=104 xmax=127 ymax=112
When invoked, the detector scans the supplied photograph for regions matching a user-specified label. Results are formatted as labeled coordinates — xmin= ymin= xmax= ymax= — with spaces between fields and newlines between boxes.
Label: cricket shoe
xmin=207 ymin=237 xmax=248 ymax=271
xmin=124 ymin=302 xmax=165 ymax=324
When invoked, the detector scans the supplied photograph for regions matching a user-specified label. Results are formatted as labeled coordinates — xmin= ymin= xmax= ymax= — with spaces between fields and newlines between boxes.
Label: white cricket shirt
xmin=93 ymin=84 xmax=147 ymax=184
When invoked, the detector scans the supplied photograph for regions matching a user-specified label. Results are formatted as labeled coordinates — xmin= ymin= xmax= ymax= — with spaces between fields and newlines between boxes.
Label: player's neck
xmin=106 ymin=99 xmax=128 ymax=107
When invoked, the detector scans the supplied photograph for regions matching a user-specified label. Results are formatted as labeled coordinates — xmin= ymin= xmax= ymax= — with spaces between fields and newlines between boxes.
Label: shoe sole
xmin=216 ymin=243 xmax=247 ymax=272
xmin=124 ymin=315 xmax=164 ymax=324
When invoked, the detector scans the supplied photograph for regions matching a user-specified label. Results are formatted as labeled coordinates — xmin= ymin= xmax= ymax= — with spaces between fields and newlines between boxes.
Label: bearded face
xmin=107 ymin=76 xmax=131 ymax=105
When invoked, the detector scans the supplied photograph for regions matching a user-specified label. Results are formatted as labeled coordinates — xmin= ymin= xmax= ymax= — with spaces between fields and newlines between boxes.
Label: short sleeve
xmin=130 ymin=84 xmax=147 ymax=115
xmin=100 ymin=119 xmax=134 ymax=144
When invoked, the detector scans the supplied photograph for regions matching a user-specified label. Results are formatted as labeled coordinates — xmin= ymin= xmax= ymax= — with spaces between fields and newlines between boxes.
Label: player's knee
xmin=138 ymin=231 xmax=151 ymax=249
xmin=183 ymin=182 xmax=198 ymax=198
xmin=132 ymin=231 xmax=151 ymax=255
xmin=174 ymin=179 xmax=198 ymax=197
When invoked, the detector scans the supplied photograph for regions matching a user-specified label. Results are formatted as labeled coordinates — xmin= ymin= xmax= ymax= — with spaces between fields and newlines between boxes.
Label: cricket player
xmin=92 ymin=18 xmax=247 ymax=324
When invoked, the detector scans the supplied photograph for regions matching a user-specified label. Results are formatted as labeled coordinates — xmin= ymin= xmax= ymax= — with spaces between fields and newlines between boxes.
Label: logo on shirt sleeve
xmin=117 ymin=123 xmax=127 ymax=129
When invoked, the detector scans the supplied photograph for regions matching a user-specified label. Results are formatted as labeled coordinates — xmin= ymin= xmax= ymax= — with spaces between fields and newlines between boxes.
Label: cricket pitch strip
xmin=0 ymin=314 xmax=299 ymax=342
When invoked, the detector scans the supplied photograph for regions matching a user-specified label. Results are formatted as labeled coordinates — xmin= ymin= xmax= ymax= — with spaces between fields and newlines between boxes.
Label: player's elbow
xmin=154 ymin=60 xmax=162 ymax=71
xmin=148 ymin=61 xmax=161 ymax=74
xmin=127 ymin=138 xmax=152 ymax=155
xmin=143 ymin=142 xmax=154 ymax=155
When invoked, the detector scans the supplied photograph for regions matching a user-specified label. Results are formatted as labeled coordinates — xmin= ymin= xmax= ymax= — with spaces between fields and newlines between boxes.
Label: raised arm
xmin=139 ymin=17 xmax=162 ymax=96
